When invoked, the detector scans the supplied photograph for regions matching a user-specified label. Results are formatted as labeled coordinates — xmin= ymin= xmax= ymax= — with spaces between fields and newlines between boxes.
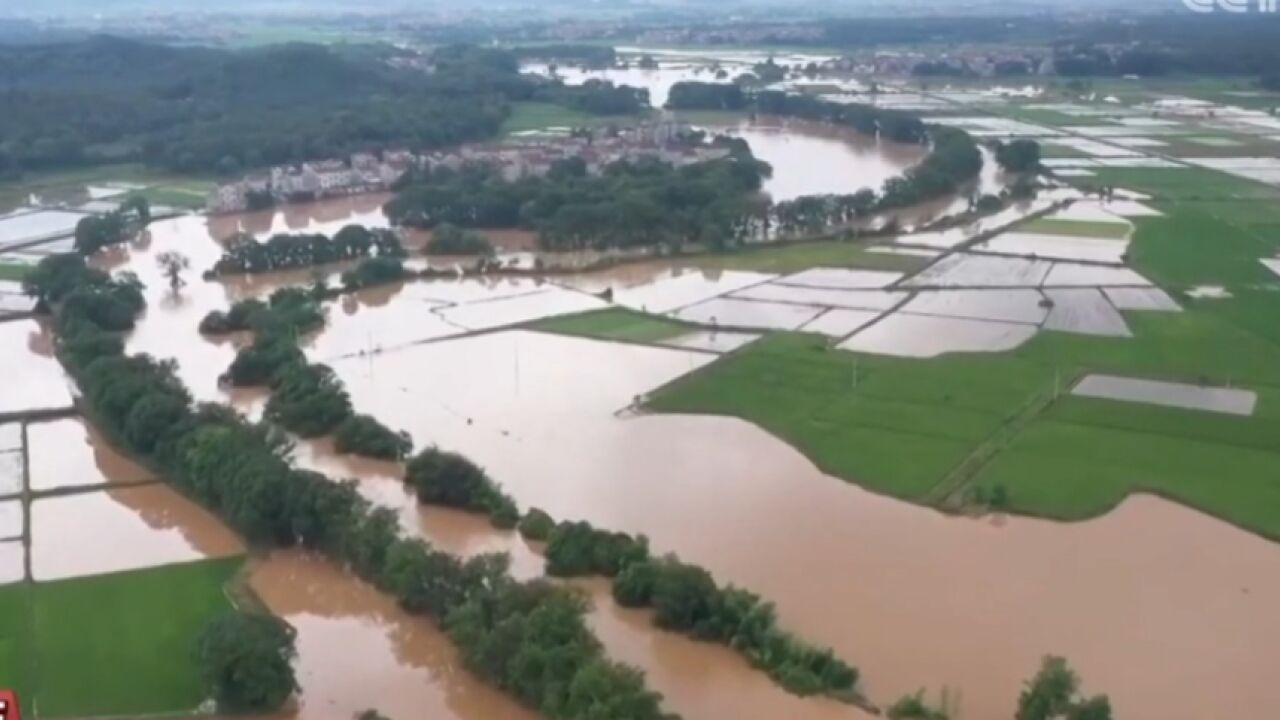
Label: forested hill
xmin=0 ymin=37 xmax=529 ymax=177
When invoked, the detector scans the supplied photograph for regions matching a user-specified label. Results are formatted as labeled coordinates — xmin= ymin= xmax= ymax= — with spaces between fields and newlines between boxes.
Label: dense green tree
xmin=333 ymin=414 xmax=413 ymax=460
xmin=517 ymin=508 xmax=556 ymax=541
xmin=995 ymin=139 xmax=1042 ymax=173
xmin=1017 ymin=656 xmax=1112 ymax=720
xmin=195 ymin=610 xmax=297 ymax=714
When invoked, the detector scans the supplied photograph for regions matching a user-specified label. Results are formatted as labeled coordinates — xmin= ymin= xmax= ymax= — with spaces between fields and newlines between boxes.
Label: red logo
xmin=0 ymin=689 xmax=19 ymax=720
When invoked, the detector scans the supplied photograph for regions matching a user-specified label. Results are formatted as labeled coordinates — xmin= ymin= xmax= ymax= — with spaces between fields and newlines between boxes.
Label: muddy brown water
xmin=249 ymin=549 xmax=539 ymax=720
xmin=0 ymin=318 xmax=73 ymax=415
xmin=30 ymin=484 xmax=244 ymax=580
xmin=26 ymin=417 xmax=154 ymax=492
xmin=32 ymin=196 xmax=1280 ymax=720
xmin=320 ymin=329 xmax=1280 ymax=720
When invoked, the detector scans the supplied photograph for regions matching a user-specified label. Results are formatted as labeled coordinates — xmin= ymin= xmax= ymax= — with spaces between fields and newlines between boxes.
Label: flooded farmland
xmin=26 ymin=417 xmax=154 ymax=492
xmin=4 ymin=118 xmax=1277 ymax=719
xmin=321 ymin=328 xmax=1280 ymax=720
xmin=31 ymin=484 xmax=244 ymax=581
xmin=250 ymin=550 xmax=539 ymax=720
xmin=0 ymin=319 xmax=72 ymax=415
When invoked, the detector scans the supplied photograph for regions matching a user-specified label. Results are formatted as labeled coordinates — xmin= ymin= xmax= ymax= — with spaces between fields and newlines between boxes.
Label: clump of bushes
xmin=334 ymin=414 xmax=413 ymax=460
xmin=404 ymin=448 xmax=518 ymax=528
xmin=195 ymin=609 xmax=297 ymax=714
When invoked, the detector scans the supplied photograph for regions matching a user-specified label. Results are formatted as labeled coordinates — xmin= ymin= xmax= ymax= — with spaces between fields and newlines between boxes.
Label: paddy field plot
xmin=0 ymin=500 xmax=21 ymax=539
xmin=664 ymin=329 xmax=761 ymax=353
xmin=974 ymin=232 xmax=1129 ymax=264
xmin=866 ymin=245 xmax=942 ymax=258
xmin=436 ymin=287 xmax=608 ymax=331
xmin=1044 ymin=138 xmax=1143 ymax=157
xmin=1103 ymin=286 xmax=1182 ymax=312
xmin=0 ymin=541 xmax=20 ymax=585
xmin=0 ymin=558 xmax=244 ymax=718
xmin=0 ymin=320 xmax=73 ymax=415
xmin=1108 ymin=137 xmax=1169 ymax=148
xmin=729 ymin=282 xmax=908 ymax=310
xmin=610 ymin=270 xmax=775 ymax=313
xmin=903 ymin=253 xmax=1055 ymax=288
xmin=0 ymin=452 xmax=22 ymax=497
xmin=1072 ymin=374 xmax=1256 ymax=415
xmin=900 ymin=289 xmax=1048 ymax=324
xmin=1043 ymin=288 xmax=1132 ymax=337
xmin=1018 ymin=217 xmax=1131 ymax=238
xmin=798 ymin=308 xmax=885 ymax=337
xmin=1260 ymin=258 xmax=1280 ymax=278
xmin=0 ymin=424 xmax=19 ymax=453
xmin=673 ymin=297 xmax=826 ymax=331
xmin=0 ymin=210 xmax=88 ymax=249
xmin=1041 ymin=263 xmax=1151 ymax=287
xmin=838 ymin=313 xmax=1038 ymax=358
xmin=532 ymin=307 xmax=690 ymax=344
xmin=30 ymin=485 xmax=244 ymax=581
xmin=774 ymin=267 xmax=904 ymax=290
xmin=26 ymin=418 xmax=155 ymax=493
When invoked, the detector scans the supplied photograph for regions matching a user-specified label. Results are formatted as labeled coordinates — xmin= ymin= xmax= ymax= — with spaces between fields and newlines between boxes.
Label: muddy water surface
xmin=26 ymin=417 xmax=154 ymax=492
xmin=325 ymin=329 xmax=1280 ymax=720
xmin=0 ymin=319 xmax=72 ymax=415
xmin=250 ymin=550 xmax=538 ymax=720
xmin=30 ymin=484 xmax=244 ymax=580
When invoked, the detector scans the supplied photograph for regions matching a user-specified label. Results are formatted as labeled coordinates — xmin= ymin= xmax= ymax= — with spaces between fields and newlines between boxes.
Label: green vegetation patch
xmin=0 ymin=557 xmax=245 ymax=718
xmin=1075 ymin=166 xmax=1280 ymax=200
xmin=1019 ymin=218 xmax=1130 ymax=239
xmin=500 ymin=101 xmax=650 ymax=135
xmin=971 ymin=395 xmax=1280 ymax=537
xmin=0 ymin=263 xmax=32 ymax=282
xmin=1128 ymin=200 xmax=1280 ymax=289
xmin=647 ymin=299 xmax=1280 ymax=536
xmin=533 ymin=308 xmax=691 ymax=344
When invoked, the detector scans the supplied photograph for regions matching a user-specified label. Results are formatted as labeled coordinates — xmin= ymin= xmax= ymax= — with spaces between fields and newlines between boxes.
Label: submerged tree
xmin=196 ymin=610 xmax=297 ymax=713
xmin=156 ymin=250 xmax=190 ymax=290
xmin=1016 ymin=656 xmax=1113 ymax=720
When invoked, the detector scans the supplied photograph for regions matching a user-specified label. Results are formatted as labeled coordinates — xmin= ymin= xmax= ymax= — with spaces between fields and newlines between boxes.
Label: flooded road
xmin=322 ymin=328 xmax=1280 ymax=720
xmin=249 ymin=550 xmax=539 ymax=720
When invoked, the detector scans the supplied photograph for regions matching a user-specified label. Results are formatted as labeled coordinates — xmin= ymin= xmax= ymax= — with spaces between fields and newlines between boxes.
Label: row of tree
xmin=206 ymin=224 xmax=406 ymax=277
xmin=664 ymin=83 xmax=928 ymax=144
xmin=26 ymin=252 xmax=676 ymax=719
xmin=384 ymin=151 xmax=772 ymax=251
xmin=885 ymin=655 xmax=1112 ymax=720
xmin=72 ymin=196 xmax=152 ymax=255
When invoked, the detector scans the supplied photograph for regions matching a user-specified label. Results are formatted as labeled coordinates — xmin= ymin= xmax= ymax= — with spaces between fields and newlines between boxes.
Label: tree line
xmin=384 ymin=150 xmax=772 ymax=252
xmin=664 ymin=83 xmax=927 ymax=144
xmin=25 ymin=251 xmax=677 ymax=719
xmin=0 ymin=39 xmax=529 ymax=176
xmin=205 ymin=224 xmax=406 ymax=277
xmin=394 ymin=452 xmax=864 ymax=706
xmin=72 ymin=196 xmax=151 ymax=255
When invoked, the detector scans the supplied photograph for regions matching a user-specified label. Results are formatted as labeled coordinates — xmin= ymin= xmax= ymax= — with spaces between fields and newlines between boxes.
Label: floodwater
xmin=325 ymin=328 xmax=1280 ymax=720
xmin=249 ymin=550 xmax=539 ymax=720
xmin=0 ymin=450 xmax=22 ymax=496
xmin=712 ymin=117 xmax=928 ymax=201
xmin=1073 ymin=374 xmax=1258 ymax=416
xmin=26 ymin=417 xmax=154 ymax=492
xmin=0 ymin=319 xmax=73 ymax=416
xmin=30 ymin=484 xmax=244 ymax=581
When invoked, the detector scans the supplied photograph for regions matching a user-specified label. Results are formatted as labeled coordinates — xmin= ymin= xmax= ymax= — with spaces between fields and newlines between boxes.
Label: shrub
xmin=334 ymin=414 xmax=412 ymax=460
xmin=195 ymin=610 xmax=297 ymax=713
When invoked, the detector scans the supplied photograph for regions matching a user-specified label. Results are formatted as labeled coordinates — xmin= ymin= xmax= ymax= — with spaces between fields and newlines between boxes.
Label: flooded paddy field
xmin=313 ymin=325 xmax=1280 ymax=720
xmin=0 ymin=540 xmax=22 ymax=585
xmin=26 ymin=417 xmax=154 ymax=493
xmin=250 ymin=550 xmax=539 ymax=720
xmin=0 ymin=451 xmax=22 ymax=497
xmin=31 ymin=484 xmax=244 ymax=581
xmin=0 ymin=319 xmax=72 ymax=416
xmin=1072 ymin=374 xmax=1258 ymax=415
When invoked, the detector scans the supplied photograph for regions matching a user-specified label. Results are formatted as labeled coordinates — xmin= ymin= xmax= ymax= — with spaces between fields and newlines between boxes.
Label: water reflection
xmin=250 ymin=550 xmax=538 ymax=720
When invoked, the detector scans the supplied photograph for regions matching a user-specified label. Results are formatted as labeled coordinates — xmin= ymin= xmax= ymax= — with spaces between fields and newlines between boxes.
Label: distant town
xmin=207 ymin=118 xmax=729 ymax=214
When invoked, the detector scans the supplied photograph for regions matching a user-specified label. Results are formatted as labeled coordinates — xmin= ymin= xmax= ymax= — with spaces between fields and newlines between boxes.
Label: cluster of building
xmin=207 ymin=120 xmax=730 ymax=214
xmin=822 ymin=48 xmax=1050 ymax=78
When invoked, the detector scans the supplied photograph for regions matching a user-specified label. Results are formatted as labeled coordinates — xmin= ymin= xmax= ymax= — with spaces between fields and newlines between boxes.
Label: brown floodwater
xmin=26 ymin=417 xmax=154 ymax=492
xmin=249 ymin=549 xmax=539 ymax=720
xmin=322 ymin=328 xmax=1280 ymax=720
xmin=30 ymin=484 xmax=244 ymax=580
xmin=711 ymin=116 xmax=929 ymax=202
xmin=0 ymin=318 xmax=73 ymax=415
